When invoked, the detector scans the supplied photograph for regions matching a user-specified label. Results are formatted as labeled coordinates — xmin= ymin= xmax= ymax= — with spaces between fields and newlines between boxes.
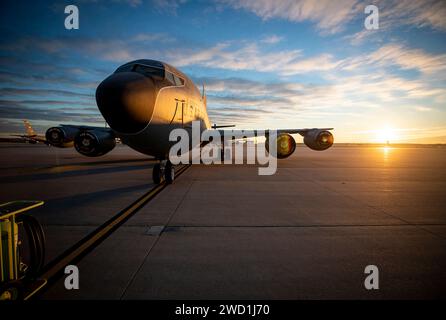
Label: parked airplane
xmin=45 ymin=59 xmax=334 ymax=183
xmin=11 ymin=120 xmax=55 ymax=145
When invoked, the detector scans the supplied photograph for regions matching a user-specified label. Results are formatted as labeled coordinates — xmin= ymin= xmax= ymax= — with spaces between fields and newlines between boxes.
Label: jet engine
xmin=266 ymin=133 xmax=297 ymax=159
xmin=45 ymin=126 xmax=78 ymax=147
xmin=74 ymin=130 xmax=116 ymax=157
xmin=303 ymin=130 xmax=334 ymax=151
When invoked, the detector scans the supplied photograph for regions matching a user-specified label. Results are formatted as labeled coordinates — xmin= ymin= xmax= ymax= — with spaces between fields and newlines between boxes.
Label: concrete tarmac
xmin=1 ymin=143 xmax=445 ymax=299
xmin=0 ymin=143 xmax=154 ymax=263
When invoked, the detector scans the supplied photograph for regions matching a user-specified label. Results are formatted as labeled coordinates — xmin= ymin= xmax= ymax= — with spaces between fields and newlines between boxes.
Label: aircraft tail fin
xmin=23 ymin=120 xmax=36 ymax=136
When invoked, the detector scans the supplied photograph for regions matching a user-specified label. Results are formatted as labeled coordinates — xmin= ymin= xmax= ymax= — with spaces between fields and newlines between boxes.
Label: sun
xmin=376 ymin=126 xmax=397 ymax=143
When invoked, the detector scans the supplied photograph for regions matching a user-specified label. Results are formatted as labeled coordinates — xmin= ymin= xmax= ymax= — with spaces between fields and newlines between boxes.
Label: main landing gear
xmin=152 ymin=160 xmax=175 ymax=184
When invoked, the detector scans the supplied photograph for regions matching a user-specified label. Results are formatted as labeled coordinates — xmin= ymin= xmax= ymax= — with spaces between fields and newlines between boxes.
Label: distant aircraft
xmin=11 ymin=120 xmax=52 ymax=145
xmin=45 ymin=59 xmax=334 ymax=183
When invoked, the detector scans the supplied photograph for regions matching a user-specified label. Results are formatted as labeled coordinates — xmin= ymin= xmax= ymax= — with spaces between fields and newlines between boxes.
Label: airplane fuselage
xmin=96 ymin=59 xmax=211 ymax=159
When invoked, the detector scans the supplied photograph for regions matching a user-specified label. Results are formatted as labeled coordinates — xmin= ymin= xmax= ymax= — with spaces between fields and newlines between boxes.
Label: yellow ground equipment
xmin=0 ymin=201 xmax=46 ymax=300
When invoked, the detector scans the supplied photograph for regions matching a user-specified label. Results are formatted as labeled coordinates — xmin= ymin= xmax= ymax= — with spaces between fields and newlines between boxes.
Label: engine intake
xmin=45 ymin=126 xmax=78 ymax=147
xmin=74 ymin=130 xmax=116 ymax=157
xmin=266 ymin=133 xmax=296 ymax=159
xmin=303 ymin=130 xmax=334 ymax=151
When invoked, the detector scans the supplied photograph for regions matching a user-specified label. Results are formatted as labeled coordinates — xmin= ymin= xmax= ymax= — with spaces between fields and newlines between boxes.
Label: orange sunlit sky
xmin=1 ymin=0 xmax=446 ymax=143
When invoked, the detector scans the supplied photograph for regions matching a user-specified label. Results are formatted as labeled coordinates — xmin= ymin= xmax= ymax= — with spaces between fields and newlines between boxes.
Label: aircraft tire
xmin=164 ymin=161 xmax=175 ymax=184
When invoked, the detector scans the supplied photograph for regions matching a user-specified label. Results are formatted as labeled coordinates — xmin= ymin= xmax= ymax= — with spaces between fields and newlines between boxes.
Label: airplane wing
xmin=278 ymin=128 xmax=334 ymax=136
xmin=45 ymin=124 xmax=117 ymax=155
xmin=215 ymin=127 xmax=335 ymax=155
xmin=10 ymin=134 xmax=48 ymax=144
xmin=216 ymin=128 xmax=334 ymax=138
xmin=56 ymin=124 xmax=112 ymax=132
xmin=46 ymin=124 xmax=114 ymax=145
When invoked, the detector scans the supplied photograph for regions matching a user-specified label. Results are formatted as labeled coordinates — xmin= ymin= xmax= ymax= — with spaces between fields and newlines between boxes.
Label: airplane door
xmin=171 ymin=99 xmax=184 ymax=126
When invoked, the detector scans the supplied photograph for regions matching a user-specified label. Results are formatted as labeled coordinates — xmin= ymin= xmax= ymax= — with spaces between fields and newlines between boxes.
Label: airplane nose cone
xmin=96 ymin=72 xmax=156 ymax=134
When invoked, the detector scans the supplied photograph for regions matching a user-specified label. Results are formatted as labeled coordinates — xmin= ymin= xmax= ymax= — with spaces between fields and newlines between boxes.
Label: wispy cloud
xmin=415 ymin=106 xmax=432 ymax=112
xmin=0 ymin=88 xmax=92 ymax=99
xmin=0 ymin=102 xmax=102 ymax=123
xmin=368 ymin=44 xmax=446 ymax=74
xmin=341 ymin=44 xmax=446 ymax=77
xmin=196 ymin=66 xmax=446 ymax=129
xmin=151 ymin=0 xmax=188 ymax=14
xmin=221 ymin=0 xmax=360 ymax=34
xmin=221 ymin=0 xmax=446 ymax=35
xmin=375 ymin=0 xmax=446 ymax=31
xmin=79 ymin=0 xmax=143 ymax=8
xmin=260 ymin=35 xmax=284 ymax=44
xmin=1 ymin=35 xmax=340 ymax=75
xmin=168 ymin=42 xmax=342 ymax=75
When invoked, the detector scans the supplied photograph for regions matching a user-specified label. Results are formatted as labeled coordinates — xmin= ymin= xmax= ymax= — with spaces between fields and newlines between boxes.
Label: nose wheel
xmin=152 ymin=160 xmax=175 ymax=184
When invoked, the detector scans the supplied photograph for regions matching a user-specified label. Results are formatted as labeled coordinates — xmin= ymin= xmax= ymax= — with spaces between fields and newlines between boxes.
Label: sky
xmin=0 ymin=0 xmax=446 ymax=143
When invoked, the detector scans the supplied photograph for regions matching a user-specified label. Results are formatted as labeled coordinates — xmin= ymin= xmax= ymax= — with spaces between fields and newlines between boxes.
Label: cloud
xmin=169 ymin=42 xmax=341 ymax=75
xmin=79 ymin=0 xmax=143 ymax=7
xmin=353 ymin=126 xmax=446 ymax=143
xmin=283 ymin=54 xmax=341 ymax=75
xmin=368 ymin=44 xmax=446 ymax=74
xmin=221 ymin=0 xmax=360 ymax=34
xmin=0 ymin=88 xmax=92 ymax=99
xmin=196 ymin=66 xmax=446 ymax=128
xmin=342 ymin=1 xmax=446 ymax=45
xmin=221 ymin=0 xmax=446 ymax=35
xmin=0 ymin=99 xmax=95 ymax=108
xmin=0 ymin=56 xmax=105 ymax=90
xmin=415 ymin=106 xmax=432 ymax=112
xmin=125 ymin=0 xmax=143 ymax=6
xmin=0 ymin=101 xmax=102 ymax=124
xmin=152 ymin=0 xmax=188 ymax=14
xmin=343 ymin=29 xmax=378 ymax=46
xmin=2 ymin=35 xmax=340 ymax=75
xmin=341 ymin=44 xmax=446 ymax=76
xmin=8 ymin=32 xmax=445 ymax=80
xmin=260 ymin=35 xmax=284 ymax=44
xmin=198 ymin=76 xmax=346 ymax=126
xmin=172 ymin=42 xmax=446 ymax=77
xmin=0 ymin=33 xmax=171 ymax=63
xmin=375 ymin=0 xmax=446 ymax=31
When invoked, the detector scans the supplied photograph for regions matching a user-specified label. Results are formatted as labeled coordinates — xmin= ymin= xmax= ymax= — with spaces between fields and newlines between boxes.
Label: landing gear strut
xmin=152 ymin=160 xmax=175 ymax=184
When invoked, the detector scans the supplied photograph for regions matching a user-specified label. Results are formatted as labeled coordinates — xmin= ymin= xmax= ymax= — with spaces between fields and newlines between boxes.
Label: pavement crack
xmin=118 ymin=178 xmax=194 ymax=299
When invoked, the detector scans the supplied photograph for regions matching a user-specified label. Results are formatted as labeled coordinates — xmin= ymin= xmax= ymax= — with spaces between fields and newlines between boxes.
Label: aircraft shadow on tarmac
xmin=31 ymin=183 xmax=151 ymax=224
xmin=2 ymin=163 xmax=154 ymax=183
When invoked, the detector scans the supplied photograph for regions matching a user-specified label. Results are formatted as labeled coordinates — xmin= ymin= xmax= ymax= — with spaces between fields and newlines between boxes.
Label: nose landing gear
xmin=152 ymin=160 xmax=175 ymax=184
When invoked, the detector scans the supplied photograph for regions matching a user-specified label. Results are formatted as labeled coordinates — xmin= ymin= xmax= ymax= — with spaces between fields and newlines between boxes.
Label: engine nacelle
xmin=303 ymin=130 xmax=334 ymax=151
xmin=45 ymin=126 xmax=78 ymax=148
xmin=266 ymin=133 xmax=297 ymax=159
xmin=74 ymin=130 xmax=116 ymax=157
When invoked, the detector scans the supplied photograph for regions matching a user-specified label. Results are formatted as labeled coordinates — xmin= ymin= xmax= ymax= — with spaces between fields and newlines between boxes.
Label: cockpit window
xmin=165 ymin=71 xmax=184 ymax=86
xmin=115 ymin=64 xmax=134 ymax=73
xmin=114 ymin=61 xmax=185 ymax=88
xmin=165 ymin=71 xmax=175 ymax=85
xmin=173 ymin=74 xmax=184 ymax=86
xmin=133 ymin=64 xmax=164 ymax=80
xmin=115 ymin=63 xmax=164 ymax=80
